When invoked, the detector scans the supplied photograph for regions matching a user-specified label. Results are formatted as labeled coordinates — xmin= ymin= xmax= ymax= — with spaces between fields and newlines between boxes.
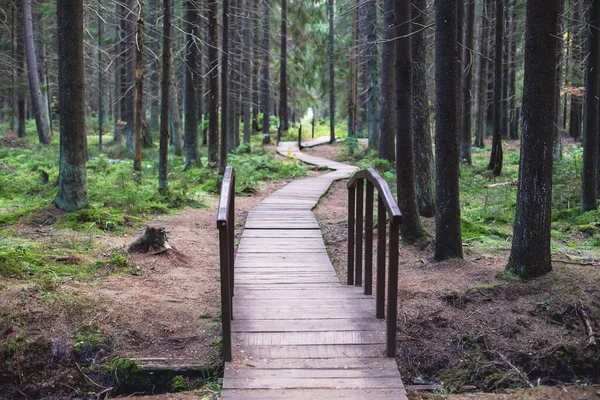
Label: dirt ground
xmin=315 ymin=178 xmax=600 ymax=397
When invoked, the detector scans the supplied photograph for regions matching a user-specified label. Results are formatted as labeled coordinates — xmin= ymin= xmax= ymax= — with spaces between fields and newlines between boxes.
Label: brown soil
xmin=0 ymin=131 xmax=27 ymax=149
xmin=315 ymin=179 xmax=600 ymax=396
xmin=0 ymin=178 xmax=290 ymax=398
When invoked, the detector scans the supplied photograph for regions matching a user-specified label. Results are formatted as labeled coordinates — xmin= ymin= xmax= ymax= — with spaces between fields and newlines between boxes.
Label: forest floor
xmin=2 ymin=127 xmax=600 ymax=399
xmin=307 ymin=139 xmax=600 ymax=399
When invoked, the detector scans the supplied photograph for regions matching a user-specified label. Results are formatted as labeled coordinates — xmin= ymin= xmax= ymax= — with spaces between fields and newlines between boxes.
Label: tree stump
xmin=128 ymin=225 xmax=170 ymax=254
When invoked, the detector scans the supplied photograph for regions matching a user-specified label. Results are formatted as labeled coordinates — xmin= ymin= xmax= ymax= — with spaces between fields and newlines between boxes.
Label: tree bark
xmin=159 ymin=0 xmax=172 ymax=193
xmin=242 ymin=0 xmax=252 ymax=145
xmin=366 ymin=0 xmax=379 ymax=148
xmin=22 ymin=0 xmax=50 ymax=145
xmin=508 ymin=0 xmax=518 ymax=140
xmin=113 ymin=0 xmax=122 ymax=143
xmin=475 ymin=0 xmax=491 ymax=148
xmin=460 ymin=0 xmax=475 ymax=164
xmin=581 ymin=0 xmax=599 ymax=212
xmin=553 ymin=0 xmax=565 ymax=159
xmin=149 ymin=0 xmax=160 ymax=133
xmin=569 ymin=0 xmax=584 ymax=141
xmin=98 ymin=14 xmax=104 ymax=151
xmin=261 ymin=0 xmax=271 ymax=144
xmin=56 ymin=0 xmax=88 ymax=211
xmin=395 ymin=0 xmax=425 ymax=242
xmin=434 ymin=0 xmax=463 ymax=260
xmin=134 ymin=0 xmax=145 ymax=173
xmin=184 ymin=0 xmax=200 ymax=168
xmin=280 ymin=0 xmax=289 ymax=132
xmin=219 ymin=0 xmax=229 ymax=173
xmin=412 ymin=0 xmax=435 ymax=217
xmin=125 ymin=0 xmax=135 ymax=152
xmin=507 ymin=0 xmax=559 ymax=279
xmin=378 ymin=0 xmax=395 ymax=161
xmin=488 ymin=0 xmax=504 ymax=176
xmin=329 ymin=0 xmax=335 ymax=144
xmin=16 ymin=6 xmax=26 ymax=138
xmin=207 ymin=0 xmax=219 ymax=165
xmin=348 ymin=0 xmax=359 ymax=138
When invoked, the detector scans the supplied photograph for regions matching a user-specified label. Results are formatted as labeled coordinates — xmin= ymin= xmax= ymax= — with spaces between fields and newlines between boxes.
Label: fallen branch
xmin=493 ymin=351 xmax=534 ymax=388
xmin=574 ymin=300 xmax=597 ymax=347
xmin=484 ymin=181 xmax=516 ymax=188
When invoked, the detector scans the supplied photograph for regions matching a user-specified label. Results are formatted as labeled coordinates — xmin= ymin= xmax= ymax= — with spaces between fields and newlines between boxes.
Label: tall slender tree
xmin=435 ymin=0 xmax=463 ymax=260
xmin=219 ymin=0 xmax=229 ymax=173
xmin=507 ymin=0 xmax=559 ymax=279
xmin=488 ymin=0 xmax=504 ymax=176
xmin=242 ymin=0 xmax=252 ymax=145
xmin=569 ymin=0 xmax=584 ymax=141
xmin=125 ymin=0 xmax=135 ymax=152
xmin=159 ymin=0 xmax=172 ymax=192
xmin=553 ymin=0 xmax=565 ymax=159
xmin=378 ymin=0 xmax=395 ymax=161
xmin=16 ymin=7 xmax=25 ymax=138
xmin=23 ymin=0 xmax=50 ymax=145
xmin=149 ymin=0 xmax=160 ymax=133
xmin=56 ymin=0 xmax=88 ymax=211
xmin=207 ymin=0 xmax=219 ymax=165
xmin=412 ymin=0 xmax=435 ymax=217
xmin=261 ymin=0 xmax=271 ymax=144
xmin=113 ymin=0 xmax=122 ymax=143
xmin=279 ymin=0 xmax=289 ymax=132
xmin=366 ymin=0 xmax=378 ymax=148
xmin=97 ymin=13 xmax=104 ymax=151
xmin=460 ymin=0 xmax=475 ymax=164
xmin=395 ymin=0 xmax=424 ymax=241
xmin=134 ymin=0 xmax=145 ymax=173
xmin=328 ymin=0 xmax=335 ymax=144
xmin=184 ymin=0 xmax=200 ymax=168
xmin=475 ymin=0 xmax=491 ymax=148
xmin=581 ymin=0 xmax=599 ymax=212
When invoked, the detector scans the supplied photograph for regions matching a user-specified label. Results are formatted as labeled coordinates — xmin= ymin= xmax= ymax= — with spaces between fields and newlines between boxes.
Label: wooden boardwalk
xmin=221 ymin=140 xmax=407 ymax=399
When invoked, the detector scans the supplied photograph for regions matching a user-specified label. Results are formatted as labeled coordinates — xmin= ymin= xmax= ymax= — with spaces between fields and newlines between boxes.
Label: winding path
xmin=221 ymin=140 xmax=407 ymax=399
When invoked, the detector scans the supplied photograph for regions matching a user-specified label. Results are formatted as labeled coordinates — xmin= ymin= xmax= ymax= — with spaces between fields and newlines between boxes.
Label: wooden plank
xmin=221 ymin=388 xmax=407 ymax=400
xmin=222 ymin=377 xmax=404 ymax=389
xmin=225 ymin=357 xmax=397 ymax=370
xmin=232 ymin=344 xmax=386 ymax=359
xmin=224 ymin=368 xmax=399 ymax=379
xmin=234 ymin=331 xmax=386 ymax=346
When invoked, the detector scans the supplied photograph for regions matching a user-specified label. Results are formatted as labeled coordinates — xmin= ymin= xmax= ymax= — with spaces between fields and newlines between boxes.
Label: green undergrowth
xmin=333 ymin=139 xmax=598 ymax=256
xmin=0 ymin=127 xmax=307 ymax=235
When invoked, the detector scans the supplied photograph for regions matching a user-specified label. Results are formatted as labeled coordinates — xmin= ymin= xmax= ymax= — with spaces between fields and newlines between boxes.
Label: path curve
xmin=221 ymin=140 xmax=407 ymax=399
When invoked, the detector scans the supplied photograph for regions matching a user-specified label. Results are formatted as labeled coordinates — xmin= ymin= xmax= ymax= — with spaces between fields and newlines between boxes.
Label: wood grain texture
xmin=222 ymin=141 xmax=406 ymax=398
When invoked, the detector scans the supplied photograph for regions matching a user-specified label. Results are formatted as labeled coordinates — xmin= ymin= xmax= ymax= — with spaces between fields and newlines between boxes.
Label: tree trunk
xmin=125 ymin=0 xmax=135 ymax=152
xmin=581 ymin=0 xmax=599 ymax=212
xmin=98 ymin=14 xmax=104 ymax=151
xmin=553 ymin=0 xmax=565 ymax=159
xmin=460 ymin=0 xmax=475 ymax=164
xmin=348 ymin=0 xmax=359 ymax=138
xmin=475 ymin=0 xmax=491 ymax=148
xmin=378 ymin=0 xmax=395 ymax=161
xmin=507 ymin=0 xmax=559 ymax=279
xmin=134 ymin=0 xmax=145 ymax=173
xmin=569 ymin=0 xmax=584 ymax=141
xmin=488 ymin=0 xmax=504 ymax=176
xmin=219 ymin=0 xmax=229 ymax=173
xmin=207 ymin=0 xmax=219 ymax=165
xmin=16 ymin=8 xmax=26 ymax=138
xmin=412 ymin=0 xmax=435 ymax=217
xmin=113 ymin=0 xmax=122 ymax=143
xmin=395 ymin=0 xmax=425 ymax=242
xmin=501 ymin=0 xmax=510 ymax=140
xmin=159 ymin=0 xmax=171 ymax=193
xmin=56 ymin=0 xmax=88 ymax=211
xmin=508 ymin=0 xmax=518 ymax=140
xmin=184 ymin=0 xmax=200 ymax=168
xmin=10 ymin=4 xmax=16 ymax=132
xmin=170 ymin=81 xmax=183 ymax=156
xmin=23 ymin=0 xmax=50 ymax=145
xmin=242 ymin=0 xmax=252 ymax=145
xmin=149 ymin=0 xmax=160 ymax=133
xmin=328 ymin=0 xmax=335 ymax=144
xmin=366 ymin=0 xmax=379 ymax=148
xmin=280 ymin=0 xmax=289 ymax=132
xmin=434 ymin=0 xmax=463 ymax=261
xmin=261 ymin=0 xmax=271 ymax=144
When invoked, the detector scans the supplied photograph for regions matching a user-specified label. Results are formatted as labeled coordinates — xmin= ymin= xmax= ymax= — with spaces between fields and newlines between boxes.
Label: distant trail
xmin=221 ymin=139 xmax=407 ymax=399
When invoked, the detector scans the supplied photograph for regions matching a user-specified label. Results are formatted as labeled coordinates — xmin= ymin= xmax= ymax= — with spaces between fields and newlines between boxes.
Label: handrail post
xmin=347 ymin=185 xmax=356 ymax=285
xmin=218 ymin=224 xmax=232 ymax=362
xmin=355 ymin=179 xmax=364 ymax=287
xmin=364 ymin=181 xmax=374 ymax=295
xmin=376 ymin=195 xmax=386 ymax=319
xmin=229 ymin=174 xmax=235 ymax=299
xmin=386 ymin=220 xmax=399 ymax=358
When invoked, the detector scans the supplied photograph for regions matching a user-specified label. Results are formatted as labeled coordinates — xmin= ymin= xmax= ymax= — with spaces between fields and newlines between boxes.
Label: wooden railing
xmin=347 ymin=168 xmax=402 ymax=357
xmin=217 ymin=166 xmax=235 ymax=362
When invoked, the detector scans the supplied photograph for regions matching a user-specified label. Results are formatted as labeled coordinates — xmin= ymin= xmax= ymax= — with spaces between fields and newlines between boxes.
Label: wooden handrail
xmin=217 ymin=166 xmax=235 ymax=362
xmin=347 ymin=168 xmax=402 ymax=357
